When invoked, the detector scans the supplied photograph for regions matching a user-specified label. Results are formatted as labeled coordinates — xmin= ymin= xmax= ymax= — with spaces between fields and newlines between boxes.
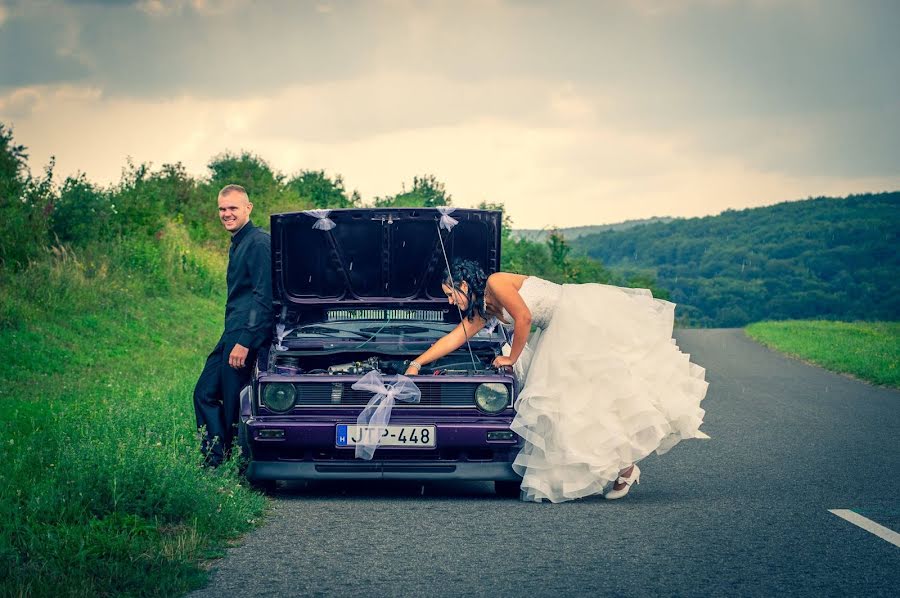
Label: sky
xmin=1 ymin=0 xmax=898 ymax=229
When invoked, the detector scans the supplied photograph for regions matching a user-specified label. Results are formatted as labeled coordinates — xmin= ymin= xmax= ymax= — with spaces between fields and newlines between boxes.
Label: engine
xmin=270 ymin=351 xmax=499 ymax=376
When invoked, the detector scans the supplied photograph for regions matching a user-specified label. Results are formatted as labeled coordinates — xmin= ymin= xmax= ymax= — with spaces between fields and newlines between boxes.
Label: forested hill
xmin=571 ymin=192 xmax=900 ymax=327
xmin=513 ymin=217 xmax=674 ymax=242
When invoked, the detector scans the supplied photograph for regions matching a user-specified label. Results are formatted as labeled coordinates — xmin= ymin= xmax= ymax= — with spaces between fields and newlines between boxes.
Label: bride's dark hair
xmin=443 ymin=258 xmax=489 ymax=321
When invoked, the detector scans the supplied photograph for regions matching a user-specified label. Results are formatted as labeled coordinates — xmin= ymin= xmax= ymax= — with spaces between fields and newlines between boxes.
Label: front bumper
xmin=241 ymin=411 xmax=522 ymax=481
xmin=246 ymin=460 xmax=520 ymax=481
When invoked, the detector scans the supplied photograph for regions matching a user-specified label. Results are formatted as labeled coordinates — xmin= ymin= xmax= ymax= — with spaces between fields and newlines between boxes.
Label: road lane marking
xmin=829 ymin=509 xmax=900 ymax=548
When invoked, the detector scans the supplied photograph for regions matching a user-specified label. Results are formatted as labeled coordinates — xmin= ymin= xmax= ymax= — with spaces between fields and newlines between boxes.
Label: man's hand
xmin=229 ymin=343 xmax=250 ymax=369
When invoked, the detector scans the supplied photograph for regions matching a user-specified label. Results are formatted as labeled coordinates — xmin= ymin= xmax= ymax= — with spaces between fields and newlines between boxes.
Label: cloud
xmin=135 ymin=0 xmax=243 ymax=17
xmin=4 ymin=79 xmax=898 ymax=229
xmin=1 ymin=0 xmax=898 ymax=228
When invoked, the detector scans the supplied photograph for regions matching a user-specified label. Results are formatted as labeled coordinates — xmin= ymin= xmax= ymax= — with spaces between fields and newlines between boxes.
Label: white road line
xmin=829 ymin=509 xmax=900 ymax=548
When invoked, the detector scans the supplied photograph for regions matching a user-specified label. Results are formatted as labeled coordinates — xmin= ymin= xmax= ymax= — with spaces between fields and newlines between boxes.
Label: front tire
xmin=494 ymin=480 xmax=521 ymax=498
xmin=237 ymin=420 xmax=276 ymax=493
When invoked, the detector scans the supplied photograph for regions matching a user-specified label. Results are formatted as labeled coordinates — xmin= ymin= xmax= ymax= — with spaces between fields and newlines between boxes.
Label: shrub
xmin=0 ymin=125 xmax=54 ymax=268
xmin=50 ymin=174 xmax=116 ymax=246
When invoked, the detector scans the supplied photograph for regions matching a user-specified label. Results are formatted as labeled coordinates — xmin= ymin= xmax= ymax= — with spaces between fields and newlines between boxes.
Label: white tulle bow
xmin=303 ymin=209 xmax=336 ymax=231
xmin=436 ymin=206 xmax=458 ymax=231
xmin=352 ymin=370 xmax=422 ymax=460
xmin=274 ymin=323 xmax=294 ymax=351
xmin=483 ymin=316 xmax=500 ymax=334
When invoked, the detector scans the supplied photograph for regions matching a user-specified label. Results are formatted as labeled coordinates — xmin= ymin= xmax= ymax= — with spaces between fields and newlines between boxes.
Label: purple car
xmin=239 ymin=207 xmax=523 ymax=496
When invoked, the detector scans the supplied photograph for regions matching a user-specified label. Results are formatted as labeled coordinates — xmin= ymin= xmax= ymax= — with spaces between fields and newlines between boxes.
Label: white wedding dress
xmin=501 ymin=277 xmax=709 ymax=503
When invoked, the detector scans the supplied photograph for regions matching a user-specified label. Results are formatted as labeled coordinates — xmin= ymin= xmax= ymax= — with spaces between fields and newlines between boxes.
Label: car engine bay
xmin=269 ymin=350 xmax=502 ymax=376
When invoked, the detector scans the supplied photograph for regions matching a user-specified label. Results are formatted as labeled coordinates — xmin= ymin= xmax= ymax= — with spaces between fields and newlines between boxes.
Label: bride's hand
xmin=404 ymin=361 xmax=422 ymax=376
xmin=492 ymin=355 xmax=515 ymax=368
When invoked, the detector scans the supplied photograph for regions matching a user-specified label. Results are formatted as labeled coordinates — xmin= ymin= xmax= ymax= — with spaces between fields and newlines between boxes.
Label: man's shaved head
xmin=218 ymin=184 xmax=249 ymax=203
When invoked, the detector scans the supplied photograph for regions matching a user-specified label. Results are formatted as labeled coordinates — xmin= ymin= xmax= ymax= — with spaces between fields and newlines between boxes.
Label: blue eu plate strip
xmin=336 ymin=424 xmax=349 ymax=447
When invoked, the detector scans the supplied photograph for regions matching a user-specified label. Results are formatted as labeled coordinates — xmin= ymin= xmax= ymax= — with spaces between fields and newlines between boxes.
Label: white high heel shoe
xmin=604 ymin=464 xmax=640 ymax=500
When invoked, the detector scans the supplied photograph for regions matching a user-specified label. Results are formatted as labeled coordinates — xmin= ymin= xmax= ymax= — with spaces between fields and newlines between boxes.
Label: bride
xmin=405 ymin=259 xmax=709 ymax=503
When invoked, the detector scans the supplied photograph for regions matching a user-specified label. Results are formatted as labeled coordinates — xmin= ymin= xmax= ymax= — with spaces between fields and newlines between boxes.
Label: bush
xmin=0 ymin=124 xmax=54 ymax=268
xmin=50 ymin=173 xmax=116 ymax=246
xmin=287 ymin=169 xmax=360 ymax=208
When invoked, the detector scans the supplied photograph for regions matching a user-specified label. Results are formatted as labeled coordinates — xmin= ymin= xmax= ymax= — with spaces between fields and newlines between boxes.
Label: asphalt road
xmin=189 ymin=329 xmax=900 ymax=597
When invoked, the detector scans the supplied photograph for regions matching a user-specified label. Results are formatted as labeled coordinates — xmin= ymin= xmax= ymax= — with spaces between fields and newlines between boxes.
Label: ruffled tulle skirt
xmin=510 ymin=283 xmax=709 ymax=503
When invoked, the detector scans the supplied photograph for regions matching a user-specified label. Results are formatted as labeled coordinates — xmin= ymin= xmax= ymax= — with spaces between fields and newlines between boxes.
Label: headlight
xmin=263 ymin=383 xmax=296 ymax=413
xmin=475 ymin=383 xmax=509 ymax=414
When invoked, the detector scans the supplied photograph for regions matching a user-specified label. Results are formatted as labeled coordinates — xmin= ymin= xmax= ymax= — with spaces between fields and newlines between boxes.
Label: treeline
xmin=0 ymin=123 xmax=634 ymax=292
xmin=571 ymin=193 xmax=900 ymax=326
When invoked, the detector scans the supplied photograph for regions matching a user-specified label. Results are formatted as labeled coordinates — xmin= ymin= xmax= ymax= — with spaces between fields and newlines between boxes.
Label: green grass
xmin=745 ymin=320 xmax=900 ymax=388
xmin=0 ymin=228 xmax=267 ymax=597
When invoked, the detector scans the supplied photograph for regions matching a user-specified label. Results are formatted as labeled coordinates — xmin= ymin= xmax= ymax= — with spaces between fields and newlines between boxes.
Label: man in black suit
xmin=194 ymin=184 xmax=272 ymax=466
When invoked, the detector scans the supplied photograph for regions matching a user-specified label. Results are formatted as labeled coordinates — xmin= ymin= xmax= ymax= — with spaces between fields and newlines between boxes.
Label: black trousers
xmin=193 ymin=334 xmax=256 ymax=465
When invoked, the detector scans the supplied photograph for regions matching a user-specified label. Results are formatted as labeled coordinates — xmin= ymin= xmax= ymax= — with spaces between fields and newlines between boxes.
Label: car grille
xmin=293 ymin=382 xmax=481 ymax=407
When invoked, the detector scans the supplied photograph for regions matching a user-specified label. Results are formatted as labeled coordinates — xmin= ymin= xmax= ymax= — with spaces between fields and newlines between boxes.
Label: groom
xmin=193 ymin=184 xmax=273 ymax=467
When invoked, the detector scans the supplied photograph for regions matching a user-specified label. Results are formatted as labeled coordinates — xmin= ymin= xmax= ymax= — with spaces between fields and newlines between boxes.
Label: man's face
xmin=218 ymin=191 xmax=253 ymax=234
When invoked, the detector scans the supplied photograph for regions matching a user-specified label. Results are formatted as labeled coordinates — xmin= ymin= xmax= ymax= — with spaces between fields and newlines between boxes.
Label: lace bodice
xmin=501 ymin=277 xmax=562 ymax=329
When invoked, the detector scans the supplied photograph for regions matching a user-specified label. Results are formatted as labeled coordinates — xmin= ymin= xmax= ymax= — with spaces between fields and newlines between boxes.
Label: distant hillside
xmin=513 ymin=217 xmax=674 ymax=242
xmin=570 ymin=193 xmax=900 ymax=326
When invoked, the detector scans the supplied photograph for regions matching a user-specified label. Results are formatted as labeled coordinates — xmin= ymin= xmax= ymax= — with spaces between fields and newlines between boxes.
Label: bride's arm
xmin=488 ymin=274 xmax=532 ymax=364
xmin=405 ymin=315 xmax=487 ymax=375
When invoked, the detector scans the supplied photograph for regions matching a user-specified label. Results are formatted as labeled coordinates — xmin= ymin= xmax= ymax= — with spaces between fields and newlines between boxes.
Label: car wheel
xmin=237 ymin=421 xmax=276 ymax=493
xmin=494 ymin=480 xmax=521 ymax=498
xmin=237 ymin=419 xmax=251 ymax=460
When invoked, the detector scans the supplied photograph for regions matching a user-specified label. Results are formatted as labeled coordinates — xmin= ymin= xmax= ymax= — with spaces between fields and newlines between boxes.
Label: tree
xmin=109 ymin=160 xmax=208 ymax=239
xmin=207 ymin=151 xmax=283 ymax=199
xmin=0 ymin=123 xmax=27 ymax=204
xmin=51 ymin=174 xmax=115 ymax=245
xmin=477 ymin=200 xmax=513 ymax=243
xmin=374 ymin=174 xmax=451 ymax=207
xmin=0 ymin=124 xmax=54 ymax=268
xmin=287 ymin=170 xmax=359 ymax=208
xmin=546 ymin=228 xmax=570 ymax=271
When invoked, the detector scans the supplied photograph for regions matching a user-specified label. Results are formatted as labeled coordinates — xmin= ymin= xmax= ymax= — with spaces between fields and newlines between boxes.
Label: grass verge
xmin=745 ymin=320 xmax=899 ymax=388
xmin=0 ymin=229 xmax=267 ymax=597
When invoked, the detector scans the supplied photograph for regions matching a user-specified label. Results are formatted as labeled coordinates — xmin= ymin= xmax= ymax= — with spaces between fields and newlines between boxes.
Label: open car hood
xmin=271 ymin=208 xmax=502 ymax=315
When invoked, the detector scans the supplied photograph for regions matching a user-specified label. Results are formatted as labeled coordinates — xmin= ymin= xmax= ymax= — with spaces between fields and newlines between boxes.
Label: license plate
xmin=335 ymin=425 xmax=436 ymax=448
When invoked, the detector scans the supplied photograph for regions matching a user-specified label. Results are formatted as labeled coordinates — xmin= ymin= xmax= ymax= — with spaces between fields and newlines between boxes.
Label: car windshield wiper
xmin=357 ymin=324 xmax=438 ymax=336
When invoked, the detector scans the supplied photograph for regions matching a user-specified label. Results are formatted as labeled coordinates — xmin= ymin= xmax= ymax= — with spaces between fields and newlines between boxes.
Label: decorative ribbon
xmin=351 ymin=370 xmax=421 ymax=460
xmin=274 ymin=323 xmax=294 ymax=351
xmin=303 ymin=209 xmax=336 ymax=231
xmin=436 ymin=206 xmax=458 ymax=231
xmin=483 ymin=316 xmax=500 ymax=335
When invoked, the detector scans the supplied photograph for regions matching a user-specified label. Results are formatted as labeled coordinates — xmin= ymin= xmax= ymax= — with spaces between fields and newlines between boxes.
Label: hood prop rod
xmin=436 ymin=221 xmax=479 ymax=371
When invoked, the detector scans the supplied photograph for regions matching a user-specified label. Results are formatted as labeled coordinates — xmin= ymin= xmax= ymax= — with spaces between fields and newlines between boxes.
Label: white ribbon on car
xmin=274 ymin=323 xmax=294 ymax=351
xmin=302 ymin=209 xmax=336 ymax=231
xmin=482 ymin=316 xmax=500 ymax=335
xmin=352 ymin=370 xmax=421 ymax=460
xmin=434 ymin=206 xmax=478 ymax=370
xmin=436 ymin=206 xmax=458 ymax=231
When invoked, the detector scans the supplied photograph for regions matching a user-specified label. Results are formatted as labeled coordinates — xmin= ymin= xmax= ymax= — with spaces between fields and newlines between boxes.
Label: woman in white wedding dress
xmin=405 ymin=260 xmax=709 ymax=503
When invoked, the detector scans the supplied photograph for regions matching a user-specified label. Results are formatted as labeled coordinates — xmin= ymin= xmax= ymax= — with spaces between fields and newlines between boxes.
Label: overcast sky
xmin=1 ymin=0 xmax=898 ymax=228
